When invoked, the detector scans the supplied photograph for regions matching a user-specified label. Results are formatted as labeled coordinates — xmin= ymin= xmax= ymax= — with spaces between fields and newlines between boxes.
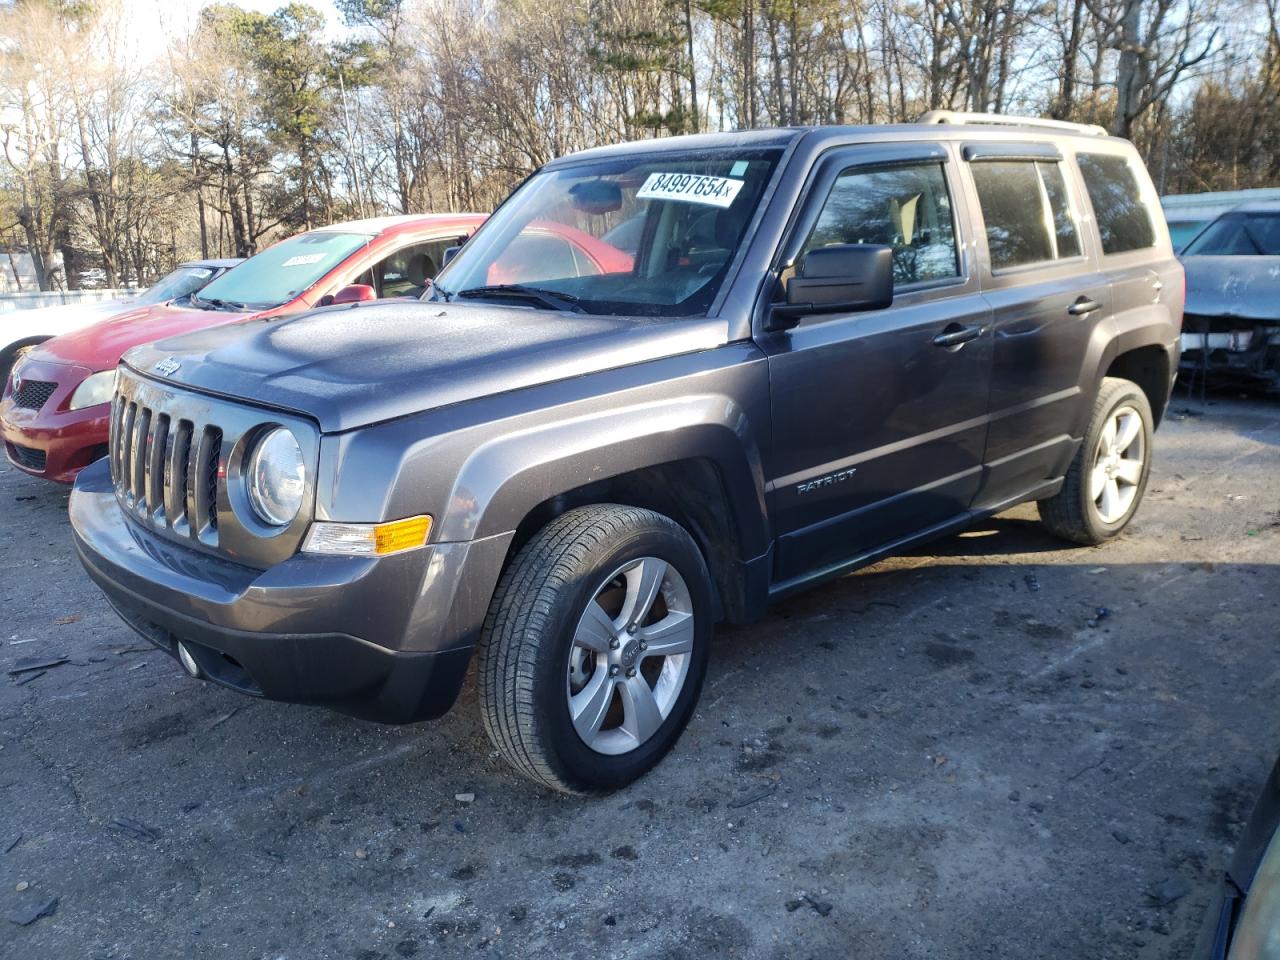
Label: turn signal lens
xmin=302 ymin=515 xmax=432 ymax=556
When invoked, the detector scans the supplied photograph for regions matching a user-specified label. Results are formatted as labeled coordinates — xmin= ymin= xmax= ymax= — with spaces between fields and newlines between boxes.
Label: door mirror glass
xmin=442 ymin=245 xmax=462 ymax=266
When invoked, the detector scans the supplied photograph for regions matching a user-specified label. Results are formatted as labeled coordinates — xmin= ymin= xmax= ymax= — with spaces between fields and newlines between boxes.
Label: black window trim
xmin=774 ymin=143 xmax=969 ymax=305
xmin=967 ymin=156 xmax=1089 ymax=278
xmin=963 ymin=142 xmax=1063 ymax=163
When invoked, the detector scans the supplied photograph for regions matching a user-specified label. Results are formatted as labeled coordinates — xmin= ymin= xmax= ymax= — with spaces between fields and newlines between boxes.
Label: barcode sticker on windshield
xmin=637 ymin=172 xmax=744 ymax=208
xmin=282 ymin=254 xmax=325 ymax=267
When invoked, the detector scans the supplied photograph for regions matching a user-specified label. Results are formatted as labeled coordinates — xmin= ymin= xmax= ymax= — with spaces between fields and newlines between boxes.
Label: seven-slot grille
xmin=12 ymin=379 xmax=57 ymax=410
xmin=109 ymin=393 xmax=222 ymax=543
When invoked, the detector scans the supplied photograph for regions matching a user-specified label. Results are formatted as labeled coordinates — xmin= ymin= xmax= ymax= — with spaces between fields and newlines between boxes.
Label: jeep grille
xmin=110 ymin=394 xmax=223 ymax=544
xmin=107 ymin=366 xmax=318 ymax=566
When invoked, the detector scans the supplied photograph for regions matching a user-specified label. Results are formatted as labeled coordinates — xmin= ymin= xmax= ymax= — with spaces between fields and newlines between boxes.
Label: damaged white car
xmin=1179 ymin=201 xmax=1280 ymax=393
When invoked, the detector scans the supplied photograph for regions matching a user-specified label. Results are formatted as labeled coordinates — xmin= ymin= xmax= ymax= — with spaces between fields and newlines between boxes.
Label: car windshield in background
xmin=135 ymin=266 xmax=215 ymax=306
xmin=434 ymin=149 xmax=782 ymax=317
xmin=193 ymin=231 xmax=372 ymax=310
xmin=1182 ymin=212 xmax=1280 ymax=256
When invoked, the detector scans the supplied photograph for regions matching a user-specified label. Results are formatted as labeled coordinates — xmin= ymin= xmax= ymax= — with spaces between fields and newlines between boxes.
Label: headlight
xmin=246 ymin=427 xmax=305 ymax=526
xmin=68 ymin=369 xmax=116 ymax=410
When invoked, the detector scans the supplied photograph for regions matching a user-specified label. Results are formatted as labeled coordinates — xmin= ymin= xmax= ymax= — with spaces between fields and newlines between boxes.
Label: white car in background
xmin=0 ymin=258 xmax=242 ymax=383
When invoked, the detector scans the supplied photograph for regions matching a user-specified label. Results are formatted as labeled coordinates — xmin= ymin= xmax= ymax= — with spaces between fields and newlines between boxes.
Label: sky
xmin=129 ymin=0 xmax=349 ymax=53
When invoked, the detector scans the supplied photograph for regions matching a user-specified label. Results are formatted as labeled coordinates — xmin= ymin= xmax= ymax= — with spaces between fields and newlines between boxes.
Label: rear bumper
xmin=69 ymin=459 xmax=485 ymax=723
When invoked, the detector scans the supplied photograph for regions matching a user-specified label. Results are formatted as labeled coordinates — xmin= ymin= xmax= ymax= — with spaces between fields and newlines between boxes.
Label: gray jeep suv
xmin=69 ymin=113 xmax=1183 ymax=792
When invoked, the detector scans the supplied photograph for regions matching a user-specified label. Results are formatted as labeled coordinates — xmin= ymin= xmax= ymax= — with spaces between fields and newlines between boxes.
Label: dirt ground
xmin=1 ymin=395 xmax=1278 ymax=960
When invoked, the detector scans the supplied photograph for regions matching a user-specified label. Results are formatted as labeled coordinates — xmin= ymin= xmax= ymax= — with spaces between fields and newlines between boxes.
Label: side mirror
xmin=442 ymin=245 xmax=462 ymax=266
xmin=331 ymin=283 xmax=377 ymax=305
xmin=767 ymin=244 xmax=894 ymax=330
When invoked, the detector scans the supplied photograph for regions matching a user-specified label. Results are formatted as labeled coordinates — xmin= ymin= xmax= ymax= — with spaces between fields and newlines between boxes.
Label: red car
xmin=1 ymin=214 xmax=487 ymax=483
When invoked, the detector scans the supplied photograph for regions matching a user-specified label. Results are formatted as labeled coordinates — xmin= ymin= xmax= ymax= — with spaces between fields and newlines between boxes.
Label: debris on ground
xmin=728 ymin=785 xmax=776 ymax=808
xmin=1147 ymin=877 xmax=1190 ymax=908
xmin=455 ymin=792 xmax=475 ymax=803
xmin=1024 ymin=572 xmax=1040 ymax=593
xmin=14 ymin=881 xmax=29 ymax=892
xmin=7 ymin=655 xmax=69 ymax=676
xmin=206 ymin=709 xmax=240 ymax=730
xmin=52 ymin=615 xmax=80 ymax=625
xmin=4 ymin=834 xmax=21 ymax=854
xmin=786 ymin=893 xmax=833 ymax=916
xmin=7 ymin=897 xmax=57 ymax=926
xmin=354 ymin=847 xmax=368 ymax=860
xmin=108 ymin=817 xmax=159 ymax=842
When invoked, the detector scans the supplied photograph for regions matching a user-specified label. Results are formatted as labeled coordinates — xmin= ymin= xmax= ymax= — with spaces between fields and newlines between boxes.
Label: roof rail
xmin=916 ymin=110 xmax=1109 ymax=137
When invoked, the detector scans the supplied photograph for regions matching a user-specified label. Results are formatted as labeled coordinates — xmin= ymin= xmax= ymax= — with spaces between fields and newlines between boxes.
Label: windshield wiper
xmin=191 ymin=295 xmax=249 ymax=312
xmin=456 ymin=284 xmax=584 ymax=312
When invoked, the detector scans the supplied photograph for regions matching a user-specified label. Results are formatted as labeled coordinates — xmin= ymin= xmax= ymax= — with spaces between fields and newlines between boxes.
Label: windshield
xmin=1183 ymin=212 xmax=1280 ymax=256
xmin=134 ymin=266 xmax=217 ymax=306
xmin=433 ymin=148 xmax=782 ymax=317
xmin=194 ymin=231 xmax=372 ymax=310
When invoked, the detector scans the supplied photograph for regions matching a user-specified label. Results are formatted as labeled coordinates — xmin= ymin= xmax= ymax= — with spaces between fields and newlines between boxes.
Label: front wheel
xmin=1038 ymin=376 xmax=1154 ymax=545
xmin=477 ymin=504 xmax=712 ymax=793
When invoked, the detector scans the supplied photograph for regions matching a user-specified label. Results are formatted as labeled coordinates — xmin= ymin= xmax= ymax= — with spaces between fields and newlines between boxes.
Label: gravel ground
xmin=1 ymin=396 xmax=1278 ymax=960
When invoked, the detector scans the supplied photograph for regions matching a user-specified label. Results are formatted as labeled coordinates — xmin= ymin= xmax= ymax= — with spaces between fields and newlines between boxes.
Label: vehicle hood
xmin=1181 ymin=255 xmax=1280 ymax=320
xmin=36 ymin=301 xmax=256 ymax=370
xmin=122 ymin=300 xmax=728 ymax=432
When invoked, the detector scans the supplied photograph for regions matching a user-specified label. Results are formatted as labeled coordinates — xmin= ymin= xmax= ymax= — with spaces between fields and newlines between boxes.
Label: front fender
xmin=438 ymin=392 xmax=771 ymax=556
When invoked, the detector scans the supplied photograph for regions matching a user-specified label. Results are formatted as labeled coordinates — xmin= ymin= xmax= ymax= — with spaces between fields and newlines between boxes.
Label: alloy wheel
xmin=1090 ymin=404 xmax=1145 ymax=524
xmin=566 ymin=556 xmax=694 ymax=756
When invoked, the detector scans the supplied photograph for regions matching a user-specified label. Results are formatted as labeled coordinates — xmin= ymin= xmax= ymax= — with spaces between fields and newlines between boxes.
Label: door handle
xmin=932 ymin=324 xmax=983 ymax=348
xmin=1067 ymin=297 xmax=1102 ymax=316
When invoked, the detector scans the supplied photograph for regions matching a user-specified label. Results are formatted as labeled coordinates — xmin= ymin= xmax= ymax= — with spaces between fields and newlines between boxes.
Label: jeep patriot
xmin=69 ymin=113 xmax=1183 ymax=792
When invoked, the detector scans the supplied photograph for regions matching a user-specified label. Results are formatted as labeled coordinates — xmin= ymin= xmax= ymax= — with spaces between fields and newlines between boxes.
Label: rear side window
xmin=970 ymin=160 xmax=1081 ymax=270
xmin=1077 ymin=153 xmax=1156 ymax=254
xmin=801 ymin=162 xmax=959 ymax=287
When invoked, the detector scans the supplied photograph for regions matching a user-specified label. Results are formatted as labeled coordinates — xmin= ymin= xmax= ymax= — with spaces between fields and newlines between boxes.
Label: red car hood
xmin=35 ymin=301 xmax=258 ymax=371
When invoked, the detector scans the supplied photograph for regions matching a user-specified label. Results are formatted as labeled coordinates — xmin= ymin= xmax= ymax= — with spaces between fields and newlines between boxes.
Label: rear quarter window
xmin=1077 ymin=153 xmax=1156 ymax=254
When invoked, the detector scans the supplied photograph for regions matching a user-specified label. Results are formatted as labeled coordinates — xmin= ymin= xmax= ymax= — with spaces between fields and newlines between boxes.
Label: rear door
xmin=757 ymin=142 xmax=994 ymax=587
xmin=961 ymin=142 xmax=1109 ymax=511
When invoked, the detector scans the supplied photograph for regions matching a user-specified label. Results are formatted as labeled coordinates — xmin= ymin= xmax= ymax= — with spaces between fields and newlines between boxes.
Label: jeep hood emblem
xmin=153 ymin=357 xmax=181 ymax=377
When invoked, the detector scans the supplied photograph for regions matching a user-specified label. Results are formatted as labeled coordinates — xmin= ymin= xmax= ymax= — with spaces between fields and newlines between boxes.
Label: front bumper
xmin=0 ymin=357 xmax=111 ymax=483
xmin=68 ymin=459 xmax=495 ymax=723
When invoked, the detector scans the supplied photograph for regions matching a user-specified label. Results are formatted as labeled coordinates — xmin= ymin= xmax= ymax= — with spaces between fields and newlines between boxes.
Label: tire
xmin=1038 ymin=376 xmax=1154 ymax=545
xmin=477 ymin=504 xmax=713 ymax=794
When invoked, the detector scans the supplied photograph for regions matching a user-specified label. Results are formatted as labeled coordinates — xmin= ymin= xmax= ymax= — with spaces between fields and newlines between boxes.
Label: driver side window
xmin=801 ymin=162 xmax=960 ymax=287
xmin=375 ymin=240 xmax=456 ymax=298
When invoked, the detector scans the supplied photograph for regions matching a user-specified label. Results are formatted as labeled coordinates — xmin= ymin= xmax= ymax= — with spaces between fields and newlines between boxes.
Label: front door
xmin=758 ymin=144 xmax=994 ymax=587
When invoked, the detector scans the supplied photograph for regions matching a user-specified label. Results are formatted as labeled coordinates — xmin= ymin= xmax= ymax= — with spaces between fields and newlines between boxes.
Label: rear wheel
xmin=1038 ymin=376 xmax=1154 ymax=545
xmin=477 ymin=504 xmax=712 ymax=793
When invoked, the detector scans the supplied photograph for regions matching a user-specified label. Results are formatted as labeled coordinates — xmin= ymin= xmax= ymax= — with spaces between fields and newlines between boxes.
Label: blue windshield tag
xmin=730 ymin=161 xmax=749 ymax=176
